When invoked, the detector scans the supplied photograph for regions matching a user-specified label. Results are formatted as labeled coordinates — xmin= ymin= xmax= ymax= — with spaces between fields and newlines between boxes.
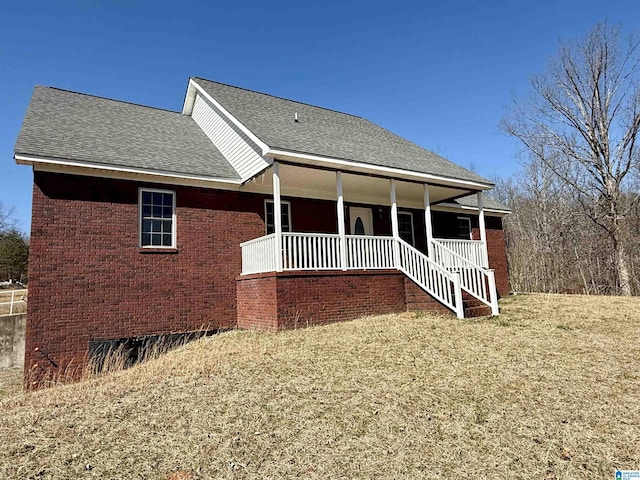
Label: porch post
xmin=273 ymin=161 xmax=283 ymax=272
xmin=423 ymin=184 xmax=434 ymax=259
xmin=390 ymin=179 xmax=401 ymax=268
xmin=336 ymin=171 xmax=347 ymax=270
xmin=477 ymin=191 xmax=488 ymax=268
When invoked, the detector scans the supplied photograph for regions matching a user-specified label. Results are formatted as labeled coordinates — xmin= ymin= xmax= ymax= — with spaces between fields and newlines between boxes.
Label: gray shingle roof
xmin=15 ymin=86 xmax=240 ymax=180
xmin=194 ymin=78 xmax=492 ymax=186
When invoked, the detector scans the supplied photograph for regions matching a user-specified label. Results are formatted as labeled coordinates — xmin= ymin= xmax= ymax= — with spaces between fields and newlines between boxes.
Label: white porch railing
xmin=240 ymin=234 xmax=278 ymax=275
xmin=240 ymin=233 xmax=499 ymax=317
xmin=281 ymin=233 xmax=343 ymax=270
xmin=433 ymin=239 xmax=487 ymax=268
xmin=430 ymin=240 xmax=498 ymax=315
xmin=240 ymin=233 xmax=470 ymax=318
xmin=346 ymin=235 xmax=396 ymax=270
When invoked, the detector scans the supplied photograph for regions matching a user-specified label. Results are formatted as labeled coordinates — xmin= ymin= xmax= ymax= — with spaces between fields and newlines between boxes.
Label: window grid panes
xmin=141 ymin=190 xmax=175 ymax=247
xmin=457 ymin=216 xmax=471 ymax=239
xmin=398 ymin=212 xmax=414 ymax=245
xmin=265 ymin=201 xmax=291 ymax=234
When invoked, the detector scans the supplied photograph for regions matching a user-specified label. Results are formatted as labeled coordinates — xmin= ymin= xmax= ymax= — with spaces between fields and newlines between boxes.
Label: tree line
xmin=497 ymin=23 xmax=639 ymax=296
xmin=0 ymin=203 xmax=29 ymax=283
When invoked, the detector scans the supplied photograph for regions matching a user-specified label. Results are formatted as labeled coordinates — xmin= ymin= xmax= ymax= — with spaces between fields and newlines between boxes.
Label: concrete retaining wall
xmin=0 ymin=314 xmax=26 ymax=368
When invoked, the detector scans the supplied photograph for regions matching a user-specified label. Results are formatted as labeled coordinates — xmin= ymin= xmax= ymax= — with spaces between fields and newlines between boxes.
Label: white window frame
xmin=398 ymin=211 xmax=415 ymax=246
xmin=457 ymin=215 xmax=472 ymax=239
xmin=139 ymin=188 xmax=177 ymax=248
xmin=264 ymin=199 xmax=291 ymax=234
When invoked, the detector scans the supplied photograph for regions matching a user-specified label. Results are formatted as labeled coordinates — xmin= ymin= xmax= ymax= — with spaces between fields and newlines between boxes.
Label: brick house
xmin=14 ymin=77 xmax=510 ymax=385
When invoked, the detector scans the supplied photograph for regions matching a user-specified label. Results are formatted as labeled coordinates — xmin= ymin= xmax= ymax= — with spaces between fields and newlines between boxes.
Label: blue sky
xmin=1 ymin=0 xmax=638 ymax=231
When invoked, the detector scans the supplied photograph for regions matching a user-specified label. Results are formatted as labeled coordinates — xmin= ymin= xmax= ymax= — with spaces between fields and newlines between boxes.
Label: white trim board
xmin=184 ymin=79 xmax=270 ymax=157
xmin=16 ymin=153 xmax=242 ymax=186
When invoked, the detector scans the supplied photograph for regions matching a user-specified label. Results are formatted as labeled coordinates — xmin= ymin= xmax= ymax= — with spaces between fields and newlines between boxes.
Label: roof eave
xmin=434 ymin=201 xmax=511 ymax=216
xmin=14 ymin=153 xmax=243 ymax=186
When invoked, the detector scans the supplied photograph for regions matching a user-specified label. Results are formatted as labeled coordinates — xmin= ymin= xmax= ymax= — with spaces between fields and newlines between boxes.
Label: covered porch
xmin=239 ymin=161 xmax=499 ymax=319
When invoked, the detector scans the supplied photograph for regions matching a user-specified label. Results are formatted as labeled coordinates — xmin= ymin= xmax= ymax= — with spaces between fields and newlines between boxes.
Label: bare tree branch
xmin=502 ymin=22 xmax=640 ymax=295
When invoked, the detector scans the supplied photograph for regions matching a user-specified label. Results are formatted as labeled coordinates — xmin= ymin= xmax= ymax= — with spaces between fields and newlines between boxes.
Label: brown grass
xmin=1 ymin=293 xmax=639 ymax=479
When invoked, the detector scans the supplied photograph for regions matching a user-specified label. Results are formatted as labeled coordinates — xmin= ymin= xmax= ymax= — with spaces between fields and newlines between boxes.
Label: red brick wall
xmin=404 ymin=277 xmax=455 ymax=315
xmin=237 ymin=271 xmax=407 ymax=331
xmin=472 ymin=226 xmax=510 ymax=297
xmin=237 ymin=270 xmax=457 ymax=332
xmin=26 ymin=172 xmax=266 ymax=386
xmin=236 ymin=274 xmax=278 ymax=331
xmin=275 ymin=271 xmax=406 ymax=330
xmin=26 ymin=171 xmax=510 ymax=386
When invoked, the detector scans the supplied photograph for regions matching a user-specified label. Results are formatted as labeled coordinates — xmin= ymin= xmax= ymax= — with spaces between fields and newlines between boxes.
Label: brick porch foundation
xmin=236 ymin=270 xmax=456 ymax=331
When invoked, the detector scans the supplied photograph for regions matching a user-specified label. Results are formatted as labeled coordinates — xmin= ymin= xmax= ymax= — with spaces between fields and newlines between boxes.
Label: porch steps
xmin=462 ymin=293 xmax=494 ymax=318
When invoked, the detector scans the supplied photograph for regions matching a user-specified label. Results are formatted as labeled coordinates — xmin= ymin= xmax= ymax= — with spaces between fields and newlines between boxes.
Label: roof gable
xmin=192 ymin=77 xmax=492 ymax=186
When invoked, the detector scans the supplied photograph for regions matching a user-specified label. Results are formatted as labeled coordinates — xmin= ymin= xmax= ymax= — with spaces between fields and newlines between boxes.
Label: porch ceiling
xmin=241 ymin=163 xmax=476 ymax=209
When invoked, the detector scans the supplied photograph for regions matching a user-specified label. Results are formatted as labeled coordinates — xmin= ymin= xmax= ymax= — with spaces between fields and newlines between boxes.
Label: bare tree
xmin=503 ymin=23 xmax=640 ymax=295
xmin=0 ymin=203 xmax=16 ymax=233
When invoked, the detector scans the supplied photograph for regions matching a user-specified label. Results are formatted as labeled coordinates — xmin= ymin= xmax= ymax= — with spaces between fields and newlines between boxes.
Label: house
xmin=14 ymin=77 xmax=510 ymax=386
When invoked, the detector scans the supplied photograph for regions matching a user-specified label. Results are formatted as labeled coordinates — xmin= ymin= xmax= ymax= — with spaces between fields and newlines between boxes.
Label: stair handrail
xmin=396 ymin=238 xmax=464 ymax=318
xmin=430 ymin=239 xmax=499 ymax=315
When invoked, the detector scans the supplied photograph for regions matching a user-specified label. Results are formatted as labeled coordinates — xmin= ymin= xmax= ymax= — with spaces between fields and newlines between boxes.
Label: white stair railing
xmin=431 ymin=240 xmax=499 ymax=315
xmin=396 ymin=239 xmax=464 ymax=318
xmin=433 ymin=239 xmax=487 ymax=268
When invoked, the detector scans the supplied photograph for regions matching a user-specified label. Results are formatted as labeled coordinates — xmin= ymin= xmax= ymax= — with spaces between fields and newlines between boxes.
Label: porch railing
xmin=241 ymin=233 xmax=467 ymax=318
xmin=240 ymin=233 xmax=498 ymax=318
xmin=281 ymin=233 xmax=342 ymax=270
xmin=346 ymin=235 xmax=396 ymax=270
xmin=433 ymin=239 xmax=487 ymax=268
xmin=430 ymin=240 xmax=498 ymax=315
xmin=240 ymin=234 xmax=277 ymax=275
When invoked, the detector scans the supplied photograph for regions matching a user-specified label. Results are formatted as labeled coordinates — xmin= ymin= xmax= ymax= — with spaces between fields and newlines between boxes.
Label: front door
xmin=349 ymin=207 xmax=373 ymax=235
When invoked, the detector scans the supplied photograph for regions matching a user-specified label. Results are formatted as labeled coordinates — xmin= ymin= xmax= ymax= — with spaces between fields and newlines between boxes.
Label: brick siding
xmin=26 ymin=172 xmax=266 ymax=386
xmin=237 ymin=270 xmax=461 ymax=332
xmin=25 ymin=171 xmax=510 ymax=387
xmin=472 ymin=227 xmax=510 ymax=297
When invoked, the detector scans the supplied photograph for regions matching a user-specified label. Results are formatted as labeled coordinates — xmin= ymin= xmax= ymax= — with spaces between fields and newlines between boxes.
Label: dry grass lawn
xmin=1 ymin=293 xmax=639 ymax=479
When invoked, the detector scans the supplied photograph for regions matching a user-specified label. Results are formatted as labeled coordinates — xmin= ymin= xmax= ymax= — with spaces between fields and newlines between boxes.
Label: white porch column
xmin=477 ymin=191 xmax=488 ymax=268
xmin=423 ymin=184 xmax=434 ymax=259
xmin=273 ymin=162 xmax=283 ymax=272
xmin=390 ymin=179 xmax=401 ymax=268
xmin=336 ymin=171 xmax=347 ymax=270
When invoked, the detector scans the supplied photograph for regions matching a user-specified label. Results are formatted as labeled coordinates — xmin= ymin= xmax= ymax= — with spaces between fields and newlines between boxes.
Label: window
xmin=457 ymin=216 xmax=471 ymax=239
xmin=398 ymin=211 xmax=415 ymax=245
xmin=265 ymin=200 xmax=291 ymax=234
xmin=139 ymin=188 xmax=176 ymax=248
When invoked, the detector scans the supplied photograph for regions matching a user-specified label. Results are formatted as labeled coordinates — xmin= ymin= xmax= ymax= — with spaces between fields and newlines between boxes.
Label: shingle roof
xmin=451 ymin=194 xmax=510 ymax=212
xmin=15 ymin=86 xmax=240 ymax=180
xmin=193 ymin=77 xmax=492 ymax=186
